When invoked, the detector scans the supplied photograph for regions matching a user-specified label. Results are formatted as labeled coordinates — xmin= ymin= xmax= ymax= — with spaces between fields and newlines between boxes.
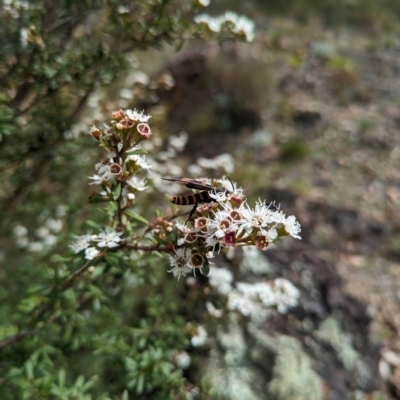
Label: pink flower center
xmin=223 ymin=231 xmax=237 ymax=246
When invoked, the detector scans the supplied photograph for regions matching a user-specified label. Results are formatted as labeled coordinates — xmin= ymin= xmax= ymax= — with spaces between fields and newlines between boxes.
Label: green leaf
xmin=122 ymin=390 xmax=129 ymax=400
xmin=58 ymin=369 xmax=66 ymax=387
xmin=126 ymin=149 xmax=148 ymax=155
xmin=125 ymin=357 xmax=137 ymax=372
xmin=113 ymin=183 xmax=122 ymax=201
xmin=153 ymin=235 xmax=169 ymax=245
xmin=136 ymin=374 xmax=144 ymax=395
xmin=89 ymin=196 xmax=110 ymax=204
xmin=125 ymin=210 xmax=149 ymax=224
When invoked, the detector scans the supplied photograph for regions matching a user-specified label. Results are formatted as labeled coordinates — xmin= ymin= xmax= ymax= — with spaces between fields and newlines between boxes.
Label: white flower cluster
xmin=69 ymin=228 xmax=123 ymax=260
xmin=89 ymin=144 xmax=152 ymax=187
xmin=167 ymin=193 xmax=301 ymax=279
xmin=208 ymin=267 xmax=300 ymax=318
xmin=194 ymin=11 xmax=255 ymax=42
xmin=188 ymin=153 xmax=235 ymax=176
xmin=13 ymin=207 xmax=66 ymax=253
xmin=229 ymin=278 xmax=300 ymax=316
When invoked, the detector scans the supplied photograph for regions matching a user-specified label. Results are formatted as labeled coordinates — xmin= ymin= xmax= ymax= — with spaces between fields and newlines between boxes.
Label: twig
xmin=0 ymin=330 xmax=39 ymax=349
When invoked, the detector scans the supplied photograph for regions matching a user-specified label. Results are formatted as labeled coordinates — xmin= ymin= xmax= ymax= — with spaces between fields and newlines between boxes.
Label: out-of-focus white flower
xmin=43 ymin=235 xmax=57 ymax=248
xmin=28 ymin=242 xmax=44 ymax=253
xmin=96 ymin=228 xmax=123 ymax=248
xmin=168 ymin=132 xmax=188 ymax=152
xmin=194 ymin=14 xmax=221 ymax=32
xmin=20 ymin=28 xmax=28 ymax=48
xmin=206 ymin=301 xmax=222 ymax=318
xmin=273 ymin=278 xmax=300 ymax=313
xmin=126 ymin=155 xmax=153 ymax=172
xmin=13 ymin=225 xmax=28 ymax=237
xmin=85 ymin=247 xmax=100 ymax=260
xmin=45 ymin=218 xmax=63 ymax=233
xmin=119 ymin=88 xmax=133 ymax=100
xmin=198 ymin=0 xmax=210 ymax=6
xmin=191 ymin=326 xmax=208 ymax=347
xmin=175 ymin=351 xmax=191 ymax=369
xmin=221 ymin=11 xmax=255 ymax=42
xmin=55 ymin=206 xmax=67 ymax=217
xmin=69 ymin=232 xmax=93 ymax=253
xmin=117 ymin=5 xmax=129 ymax=14
xmin=36 ymin=227 xmax=50 ymax=238
xmin=240 ymin=246 xmax=272 ymax=274
xmin=126 ymin=177 xmax=148 ymax=191
xmin=208 ymin=267 xmax=233 ymax=295
xmin=194 ymin=11 xmax=255 ymax=42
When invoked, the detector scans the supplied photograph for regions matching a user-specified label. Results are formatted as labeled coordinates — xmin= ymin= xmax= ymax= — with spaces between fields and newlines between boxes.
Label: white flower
xmin=239 ymin=200 xmax=282 ymax=237
xmin=284 ymin=215 xmax=302 ymax=239
xmin=206 ymin=209 xmax=236 ymax=239
xmin=175 ymin=351 xmax=191 ymax=369
xmin=69 ymin=232 xmax=93 ymax=253
xmin=28 ymin=242 xmax=44 ymax=253
xmin=168 ymin=132 xmax=188 ymax=152
xmin=36 ymin=227 xmax=50 ymax=238
xmin=198 ymin=0 xmax=210 ymax=6
xmin=254 ymin=283 xmax=276 ymax=307
xmin=126 ymin=177 xmax=148 ymax=191
xmin=195 ymin=11 xmax=255 ymax=42
xmin=126 ymin=143 xmax=142 ymax=153
xmin=191 ymin=326 xmax=208 ymax=347
xmin=13 ymin=225 xmax=28 ymax=237
xmin=89 ymin=162 xmax=117 ymax=185
xmin=194 ymin=14 xmax=221 ymax=32
xmin=45 ymin=218 xmax=63 ymax=233
xmin=43 ymin=234 xmax=57 ymax=248
xmin=96 ymin=228 xmax=123 ymax=248
xmin=167 ymin=248 xmax=193 ymax=279
xmin=272 ymin=278 xmax=300 ymax=313
xmin=126 ymin=109 xmax=152 ymax=123
xmin=16 ymin=236 xmax=29 ymax=248
xmin=126 ymin=155 xmax=153 ymax=172
xmin=208 ymin=267 xmax=233 ymax=295
xmin=221 ymin=11 xmax=255 ymax=42
xmin=85 ymin=247 xmax=100 ymax=260
xmin=88 ymin=174 xmax=105 ymax=185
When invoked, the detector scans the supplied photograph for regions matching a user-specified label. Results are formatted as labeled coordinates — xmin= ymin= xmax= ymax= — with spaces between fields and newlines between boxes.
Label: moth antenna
xmin=223 ymin=175 xmax=235 ymax=192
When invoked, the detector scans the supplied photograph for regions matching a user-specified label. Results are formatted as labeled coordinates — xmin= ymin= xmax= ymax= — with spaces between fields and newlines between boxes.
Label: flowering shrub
xmin=71 ymin=109 xmax=301 ymax=282
xmin=3 ymin=105 xmax=303 ymax=399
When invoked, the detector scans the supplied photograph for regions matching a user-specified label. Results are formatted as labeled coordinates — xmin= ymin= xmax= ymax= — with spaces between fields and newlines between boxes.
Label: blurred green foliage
xmin=0 ymin=0 xmax=228 ymax=398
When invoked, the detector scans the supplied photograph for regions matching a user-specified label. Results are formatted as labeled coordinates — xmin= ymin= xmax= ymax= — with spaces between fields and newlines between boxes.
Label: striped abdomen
xmin=169 ymin=191 xmax=212 ymax=205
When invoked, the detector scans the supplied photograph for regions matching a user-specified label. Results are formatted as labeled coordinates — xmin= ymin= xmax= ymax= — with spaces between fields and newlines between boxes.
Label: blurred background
xmin=1 ymin=0 xmax=400 ymax=399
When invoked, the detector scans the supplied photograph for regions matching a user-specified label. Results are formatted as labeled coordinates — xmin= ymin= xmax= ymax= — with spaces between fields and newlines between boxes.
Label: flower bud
xmin=112 ymin=109 xmax=126 ymax=121
xmin=89 ymin=126 xmax=102 ymax=141
xmin=230 ymin=195 xmax=243 ymax=207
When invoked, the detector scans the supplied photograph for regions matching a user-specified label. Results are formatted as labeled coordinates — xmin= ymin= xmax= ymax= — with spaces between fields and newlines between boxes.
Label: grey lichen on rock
xmin=205 ymin=320 xmax=323 ymax=400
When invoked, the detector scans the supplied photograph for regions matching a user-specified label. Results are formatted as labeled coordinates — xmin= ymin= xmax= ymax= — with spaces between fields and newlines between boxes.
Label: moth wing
xmin=162 ymin=177 xmax=215 ymax=191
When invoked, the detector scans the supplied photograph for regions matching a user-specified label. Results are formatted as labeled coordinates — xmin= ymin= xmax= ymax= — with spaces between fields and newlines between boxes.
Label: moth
xmin=162 ymin=177 xmax=231 ymax=220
